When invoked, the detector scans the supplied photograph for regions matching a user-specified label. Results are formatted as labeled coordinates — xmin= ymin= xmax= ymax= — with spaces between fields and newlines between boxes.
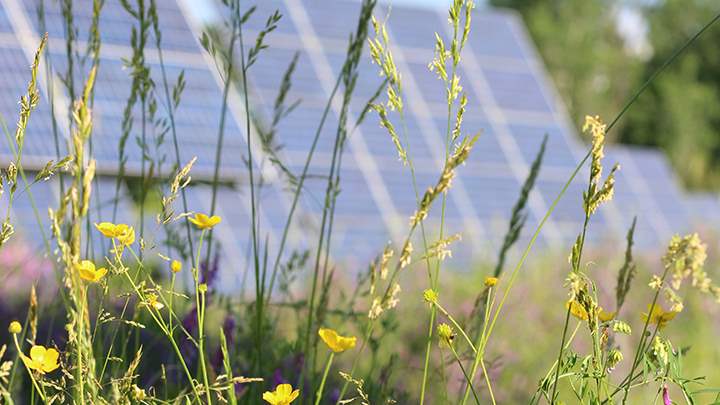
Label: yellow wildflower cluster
xmin=582 ymin=115 xmax=619 ymax=216
xmin=642 ymin=305 xmax=677 ymax=329
xmin=663 ymin=233 xmax=710 ymax=292
xmin=650 ymin=233 xmax=720 ymax=319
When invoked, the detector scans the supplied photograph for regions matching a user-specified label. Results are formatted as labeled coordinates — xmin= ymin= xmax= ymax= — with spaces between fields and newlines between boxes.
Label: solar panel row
xmin=0 ymin=0 xmax=717 ymax=281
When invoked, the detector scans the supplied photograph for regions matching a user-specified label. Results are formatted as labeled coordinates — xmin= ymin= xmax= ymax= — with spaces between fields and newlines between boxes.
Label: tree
xmin=491 ymin=0 xmax=640 ymax=140
xmin=619 ymin=0 xmax=720 ymax=190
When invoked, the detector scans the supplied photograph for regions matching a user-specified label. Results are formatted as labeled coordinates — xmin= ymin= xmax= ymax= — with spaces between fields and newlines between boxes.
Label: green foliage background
xmin=492 ymin=0 xmax=720 ymax=190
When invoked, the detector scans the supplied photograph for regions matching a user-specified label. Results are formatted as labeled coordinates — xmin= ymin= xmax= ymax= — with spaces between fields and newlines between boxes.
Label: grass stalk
xmin=314 ymin=352 xmax=334 ymax=405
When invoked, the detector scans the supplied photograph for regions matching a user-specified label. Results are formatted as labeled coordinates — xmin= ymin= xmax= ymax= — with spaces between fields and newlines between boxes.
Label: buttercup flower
xmin=262 ymin=383 xmax=300 ymax=405
xmin=188 ymin=213 xmax=221 ymax=230
xmin=171 ymin=260 xmax=182 ymax=273
xmin=95 ymin=222 xmax=119 ymax=238
xmin=75 ymin=260 xmax=108 ymax=283
xmin=642 ymin=305 xmax=677 ymax=329
xmin=94 ymin=222 xmax=135 ymax=246
xmin=144 ymin=294 xmax=165 ymax=310
xmin=484 ymin=276 xmax=498 ymax=287
xmin=117 ymin=226 xmax=135 ymax=246
xmin=318 ymin=328 xmax=357 ymax=353
xmin=8 ymin=321 xmax=21 ymax=334
xmin=21 ymin=345 xmax=59 ymax=374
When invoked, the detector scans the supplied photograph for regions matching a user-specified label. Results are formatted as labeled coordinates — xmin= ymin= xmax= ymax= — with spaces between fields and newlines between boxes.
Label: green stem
xmin=264 ymin=74 xmax=342 ymax=307
xmin=435 ymin=303 xmax=476 ymax=353
xmin=235 ymin=5 xmax=264 ymax=380
xmin=619 ymin=267 xmax=670 ymax=403
xmin=335 ymin=322 xmax=374 ymax=405
xmin=193 ymin=231 xmax=212 ymax=404
xmin=480 ymin=358 xmax=496 ymax=405
xmin=463 ymin=286 xmax=493 ymax=404
xmin=419 ymin=308 xmax=436 ymax=405
xmin=116 ymin=239 xmax=202 ymax=404
xmin=448 ymin=344 xmax=480 ymax=405
xmin=314 ymin=352 xmax=334 ymax=405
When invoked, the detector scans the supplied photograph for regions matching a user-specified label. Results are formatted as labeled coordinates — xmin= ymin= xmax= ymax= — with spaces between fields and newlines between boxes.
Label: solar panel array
xmin=1 ymin=0 xmax=718 ymax=279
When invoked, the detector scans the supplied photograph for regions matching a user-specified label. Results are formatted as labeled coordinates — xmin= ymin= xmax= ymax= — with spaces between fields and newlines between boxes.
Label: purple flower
xmin=328 ymin=388 xmax=340 ymax=404
xmin=273 ymin=369 xmax=288 ymax=387
xmin=663 ymin=384 xmax=671 ymax=405
xmin=223 ymin=316 xmax=236 ymax=346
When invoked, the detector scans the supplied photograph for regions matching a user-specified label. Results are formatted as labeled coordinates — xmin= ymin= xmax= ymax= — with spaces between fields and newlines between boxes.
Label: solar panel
xmin=0 ymin=0 xmax=717 ymax=277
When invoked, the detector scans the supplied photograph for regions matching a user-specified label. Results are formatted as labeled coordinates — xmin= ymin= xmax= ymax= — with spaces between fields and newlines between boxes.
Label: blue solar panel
xmin=0 ymin=0 xmax=717 ymax=273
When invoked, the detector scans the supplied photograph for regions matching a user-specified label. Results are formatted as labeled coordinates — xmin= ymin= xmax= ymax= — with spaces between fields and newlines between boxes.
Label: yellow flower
xmin=94 ymin=222 xmax=135 ymax=246
xmin=171 ymin=260 xmax=182 ymax=273
xmin=598 ymin=308 xmax=616 ymax=322
xmin=21 ymin=345 xmax=59 ymax=374
xmin=262 ymin=383 xmax=300 ymax=405
xmin=318 ymin=328 xmax=357 ymax=353
xmin=75 ymin=260 xmax=108 ymax=283
xmin=642 ymin=305 xmax=677 ymax=329
xmin=117 ymin=226 xmax=135 ymax=246
xmin=8 ymin=321 xmax=21 ymax=334
xmin=484 ymin=276 xmax=498 ymax=287
xmin=95 ymin=222 xmax=119 ymax=238
xmin=423 ymin=289 xmax=438 ymax=304
xmin=188 ymin=213 xmax=221 ymax=230
xmin=144 ymin=294 xmax=165 ymax=310
xmin=566 ymin=300 xmax=615 ymax=322
xmin=567 ymin=300 xmax=588 ymax=320
xmin=132 ymin=384 xmax=146 ymax=400
xmin=437 ymin=323 xmax=455 ymax=347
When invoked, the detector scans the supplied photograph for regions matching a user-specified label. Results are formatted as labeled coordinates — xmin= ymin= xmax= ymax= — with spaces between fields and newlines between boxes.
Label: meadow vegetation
xmin=0 ymin=0 xmax=719 ymax=403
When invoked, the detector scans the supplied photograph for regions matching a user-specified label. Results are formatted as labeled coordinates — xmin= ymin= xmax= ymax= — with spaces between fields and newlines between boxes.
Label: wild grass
xmin=0 ymin=0 xmax=719 ymax=404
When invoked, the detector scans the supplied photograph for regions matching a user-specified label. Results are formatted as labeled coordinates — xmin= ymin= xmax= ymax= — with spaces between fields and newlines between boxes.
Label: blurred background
xmin=381 ymin=0 xmax=720 ymax=191
xmin=0 ymin=0 xmax=719 ymax=401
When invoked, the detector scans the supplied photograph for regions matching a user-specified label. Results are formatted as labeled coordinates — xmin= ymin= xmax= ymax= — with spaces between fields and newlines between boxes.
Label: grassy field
xmin=0 ymin=0 xmax=719 ymax=404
